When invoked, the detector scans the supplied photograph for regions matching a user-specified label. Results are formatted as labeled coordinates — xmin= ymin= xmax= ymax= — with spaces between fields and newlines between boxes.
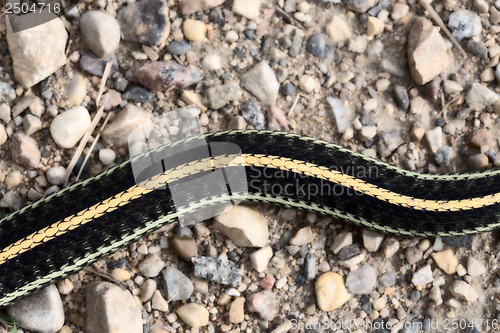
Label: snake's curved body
xmin=0 ymin=130 xmax=498 ymax=306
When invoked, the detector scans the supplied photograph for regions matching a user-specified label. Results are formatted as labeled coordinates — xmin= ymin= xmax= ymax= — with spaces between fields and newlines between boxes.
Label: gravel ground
xmin=0 ymin=0 xmax=499 ymax=332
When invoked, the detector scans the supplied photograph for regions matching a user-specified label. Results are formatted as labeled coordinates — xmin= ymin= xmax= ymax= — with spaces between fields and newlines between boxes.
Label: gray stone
xmin=86 ymin=282 xmax=142 ymax=333
xmin=7 ymin=285 xmax=64 ymax=333
xmin=448 ymin=9 xmax=482 ymax=40
xmin=46 ymin=166 xmax=66 ymax=185
xmin=345 ymin=265 xmax=377 ymax=294
xmin=0 ymin=82 xmax=16 ymax=104
xmin=394 ymin=85 xmax=409 ymax=110
xmin=118 ymin=0 xmax=170 ymax=46
xmin=138 ymin=254 xmax=165 ymax=278
xmin=241 ymin=99 xmax=265 ymax=129
xmin=192 ymin=256 xmax=241 ymax=288
xmin=162 ymin=266 xmax=194 ymax=301
xmin=6 ymin=16 xmax=67 ymax=88
xmin=466 ymin=83 xmax=498 ymax=111
xmin=166 ymin=40 xmax=192 ymax=55
xmin=241 ymin=61 xmax=280 ymax=106
xmin=306 ymin=34 xmax=333 ymax=58
xmin=9 ymin=132 xmax=41 ymax=169
xmin=345 ymin=0 xmax=379 ymax=13
xmin=206 ymin=81 xmax=242 ymax=110
xmin=327 ymin=97 xmax=354 ymax=134
xmin=0 ymin=190 xmax=23 ymax=210
xmin=80 ymin=10 xmax=121 ymax=58
xmin=126 ymin=61 xmax=202 ymax=91
xmin=79 ymin=51 xmax=119 ymax=77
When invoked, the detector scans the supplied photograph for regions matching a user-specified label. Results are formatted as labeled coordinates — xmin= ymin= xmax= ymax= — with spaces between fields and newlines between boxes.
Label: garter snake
xmin=0 ymin=130 xmax=498 ymax=307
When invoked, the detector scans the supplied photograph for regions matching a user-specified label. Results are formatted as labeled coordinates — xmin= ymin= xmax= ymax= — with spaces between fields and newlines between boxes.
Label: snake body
xmin=0 ymin=130 xmax=498 ymax=307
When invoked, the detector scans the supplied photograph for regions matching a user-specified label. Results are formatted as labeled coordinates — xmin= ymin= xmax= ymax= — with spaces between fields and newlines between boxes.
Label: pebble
xmin=360 ymin=126 xmax=377 ymax=141
xmin=469 ymin=129 xmax=492 ymax=149
xmin=179 ymin=0 xmax=225 ymax=15
xmin=379 ymin=272 xmax=396 ymax=288
xmin=448 ymin=9 xmax=482 ymax=40
xmin=248 ymin=291 xmax=277 ymax=321
xmin=7 ymin=285 xmax=64 ymax=333
xmin=326 ymin=15 xmax=352 ymax=43
xmin=102 ymin=104 xmax=152 ymax=148
xmin=467 ymin=153 xmax=489 ymax=170
xmin=80 ymin=10 xmax=121 ymax=58
xmin=394 ymin=85 xmax=410 ymax=110
xmin=345 ymin=264 xmax=377 ymax=294
xmin=430 ymin=286 xmax=443 ymax=306
xmin=176 ymin=304 xmax=209 ymax=328
xmin=362 ymin=229 xmax=384 ymax=252
xmin=125 ymin=61 xmax=202 ymax=91
xmin=466 ymin=83 xmax=498 ymax=111
xmin=140 ymin=279 xmax=157 ymax=302
xmin=138 ymin=254 xmax=165 ymax=278
xmin=229 ymin=297 xmax=245 ymax=324
xmin=467 ymin=257 xmax=486 ymax=277
xmin=5 ymin=170 xmax=22 ymax=188
xmin=193 ymin=278 xmax=209 ymax=294
xmin=111 ymin=268 xmax=131 ymax=282
xmin=214 ymin=205 xmax=269 ymax=247
xmin=315 ymin=272 xmax=351 ymax=311
xmin=346 ymin=0 xmax=379 ymax=13
xmin=407 ymin=18 xmax=450 ymax=85
xmin=241 ymin=99 xmax=266 ymax=129
xmin=122 ymin=86 xmax=156 ymax=103
xmin=249 ymin=245 xmax=273 ymax=272
xmin=289 ymin=226 xmax=314 ymax=246
xmin=467 ymin=39 xmax=488 ymax=59
xmin=67 ymin=72 xmax=87 ymax=107
xmin=206 ymin=81 xmax=242 ymax=110
xmin=151 ymin=290 xmax=169 ymax=312
xmin=192 ymin=256 xmax=241 ymax=287
xmin=305 ymin=34 xmax=333 ymax=58
xmin=202 ymin=53 xmax=223 ymax=71
xmin=100 ymin=90 xmax=123 ymax=110
xmin=404 ymin=247 xmax=423 ymax=265
xmin=327 ymin=97 xmax=354 ymax=134
xmin=412 ymin=264 xmax=433 ymax=286
xmin=0 ymin=83 xmax=16 ymax=104
xmin=162 ymin=266 xmax=194 ymax=301
xmin=9 ymin=132 xmax=41 ymax=169
xmin=170 ymin=236 xmax=198 ymax=262
xmin=449 ymin=281 xmax=478 ymax=303
xmin=331 ymin=231 xmax=353 ymax=254
xmin=232 ymin=0 xmax=262 ymax=20
xmin=496 ymin=64 xmax=500 ymax=83
xmin=117 ymin=0 xmax=170 ymax=46
xmin=85 ymin=282 xmax=142 ymax=333
xmin=166 ymin=40 xmax=192 ymax=56
xmin=0 ymin=191 xmax=22 ymax=210
xmin=241 ymin=61 xmax=280 ymax=106
xmin=299 ymin=75 xmax=316 ymax=93
xmin=443 ymin=80 xmax=463 ymax=95
xmin=46 ymin=166 xmax=66 ymax=185
xmin=50 ymin=106 xmax=91 ymax=149
xmin=79 ymin=51 xmax=119 ymax=78
xmin=260 ymin=276 xmax=276 ymax=290
xmin=392 ymin=4 xmax=409 ymax=20
xmin=99 ymin=149 xmax=116 ymax=165
xmin=425 ymin=127 xmax=443 ymax=153
xmin=0 ymin=124 xmax=7 ymax=146
xmin=6 ymin=17 xmax=67 ymax=88
xmin=381 ymin=237 xmax=400 ymax=257
xmin=0 ymin=103 xmax=11 ymax=123
xmin=183 ymin=19 xmax=207 ymax=42
xmin=367 ymin=16 xmax=384 ymax=36
xmin=28 ymin=114 xmax=43 ymax=135
xmin=431 ymin=250 xmax=458 ymax=274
